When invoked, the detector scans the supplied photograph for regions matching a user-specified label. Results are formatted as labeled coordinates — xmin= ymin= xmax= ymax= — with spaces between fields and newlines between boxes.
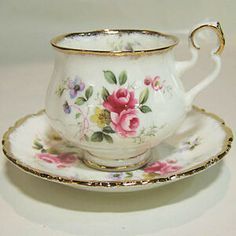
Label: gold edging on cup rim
xmin=1 ymin=106 xmax=233 ymax=188
xmin=50 ymin=29 xmax=179 ymax=56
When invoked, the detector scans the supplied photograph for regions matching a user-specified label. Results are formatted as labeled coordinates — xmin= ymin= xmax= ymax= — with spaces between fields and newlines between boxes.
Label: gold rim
xmin=50 ymin=29 xmax=179 ymax=56
xmin=2 ymin=106 xmax=233 ymax=188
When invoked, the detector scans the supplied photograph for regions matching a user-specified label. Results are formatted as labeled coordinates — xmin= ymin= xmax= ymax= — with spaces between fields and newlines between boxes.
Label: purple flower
xmin=63 ymin=101 xmax=71 ymax=114
xmin=68 ymin=76 xmax=85 ymax=99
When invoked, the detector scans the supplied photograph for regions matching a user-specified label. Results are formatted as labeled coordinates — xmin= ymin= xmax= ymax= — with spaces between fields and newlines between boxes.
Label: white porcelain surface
xmin=46 ymin=25 xmax=223 ymax=168
xmin=2 ymin=107 xmax=232 ymax=192
xmin=1 ymin=1 xmax=236 ymax=235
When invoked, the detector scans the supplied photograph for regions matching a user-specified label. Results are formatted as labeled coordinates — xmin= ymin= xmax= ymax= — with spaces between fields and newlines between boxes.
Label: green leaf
xmin=126 ymin=172 xmax=133 ymax=177
xmin=91 ymin=132 xmax=104 ymax=142
xmin=33 ymin=140 xmax=43 ymax=150
xmin=75 ymin=113 xmax=81 ymax=119
xmin=139 ymin=88 xmax=149 ymax=104
xmin=118 ymin=71 xmax=127 ymax=85
xmin=103 ymin=133 xmax=113 ymax=143
xmin=113 ymin=173 xmax=121 ymax=178
xmin=101 ymin=87 xmax=110 ymax=101
xmin=103 ymin=70 xmax=117 ymax=84
xmin=56 ymin=87 xmax=65 ymax=97
xmin=75 ymin=97 xmax=86 ymax=105
xmin=102 ymin=126 xmax=115 ymax=133
xmin=139 ymin=105 xmax=152 ymax=113
xmin=85 ymin=86 xmax=93 ymax=100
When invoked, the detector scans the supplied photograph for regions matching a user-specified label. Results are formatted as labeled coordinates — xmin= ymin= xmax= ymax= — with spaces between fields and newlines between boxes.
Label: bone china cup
xmin=46 ymin=21 xmax=225 ymax=171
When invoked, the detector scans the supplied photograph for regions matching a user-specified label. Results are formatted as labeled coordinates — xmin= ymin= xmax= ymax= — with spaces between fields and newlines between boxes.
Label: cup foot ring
xmin=83 ymin=149 xmax=151 ymax=172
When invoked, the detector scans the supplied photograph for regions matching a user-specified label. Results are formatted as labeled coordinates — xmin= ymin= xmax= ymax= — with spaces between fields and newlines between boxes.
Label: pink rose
xmin=36 ymin=152 xmax=78 ymax=168
xmin=110 ymin=109 xmax=140 ymax=137
xmin=151 ymin=76 xmax=163 ymax=91
xmin=144 ymin=161 xmax=181 ymax=175
xmin=103 ymin=88 xmax=137 ymax=114
xmin=144 ymin=76 xmax=153 ymax=86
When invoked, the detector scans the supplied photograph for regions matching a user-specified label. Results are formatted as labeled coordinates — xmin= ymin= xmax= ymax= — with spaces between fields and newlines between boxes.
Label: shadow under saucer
xmin=0 ymin=159 xmax=230 ymax=236
xmin=3 ymin=160 xmax=227 ymax=213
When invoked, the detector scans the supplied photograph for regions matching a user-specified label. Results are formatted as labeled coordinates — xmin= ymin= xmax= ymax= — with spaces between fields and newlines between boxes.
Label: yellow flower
xmin=90 ymin=107 xmax=111 ymax=128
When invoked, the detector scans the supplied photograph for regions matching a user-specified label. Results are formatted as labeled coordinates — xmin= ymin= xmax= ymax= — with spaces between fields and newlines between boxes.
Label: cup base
xmin=83 ymin=149 xmax=151 ymax=172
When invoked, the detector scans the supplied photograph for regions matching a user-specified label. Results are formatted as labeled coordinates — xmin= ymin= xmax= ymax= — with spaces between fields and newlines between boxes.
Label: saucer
xmin=2 ymin=106 xmax=233 ymax=192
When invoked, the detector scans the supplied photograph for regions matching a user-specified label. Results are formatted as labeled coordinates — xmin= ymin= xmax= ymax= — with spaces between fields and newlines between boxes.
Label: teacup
xmin=46 ymin=21 xmax=225 ymax=171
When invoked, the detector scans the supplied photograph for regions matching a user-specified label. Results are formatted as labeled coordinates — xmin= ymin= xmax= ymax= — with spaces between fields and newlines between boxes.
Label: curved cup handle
xmin=176 ymin=21 xmax=225 ymax=110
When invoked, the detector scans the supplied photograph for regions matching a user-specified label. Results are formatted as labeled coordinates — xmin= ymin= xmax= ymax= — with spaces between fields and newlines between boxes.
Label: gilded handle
xmin=184 ymin=21 xmax=225 ymax=110
xmin=189 ymin=21 xmax=225 ymax=55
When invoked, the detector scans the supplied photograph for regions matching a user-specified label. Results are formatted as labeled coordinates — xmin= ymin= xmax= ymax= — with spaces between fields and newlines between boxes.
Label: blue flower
xmin=63 ymin=101 xmax=71 ymax=114
xmin=68 ymin=76 xmax=85 ymax=99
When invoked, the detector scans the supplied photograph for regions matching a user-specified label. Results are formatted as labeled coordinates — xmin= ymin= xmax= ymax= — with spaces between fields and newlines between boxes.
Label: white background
xmin=0 ymin=0 xmax=236 ymax=235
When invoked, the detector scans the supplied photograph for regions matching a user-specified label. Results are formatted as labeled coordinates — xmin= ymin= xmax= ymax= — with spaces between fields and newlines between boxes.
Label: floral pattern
xmin=103 ymin=88 xmax=137 ymax=114
xmin=55 ymin=70 xmax=172 ymax=144
xmin=32 ymin=132 xmax=184 ymax=174
xmin=144 ymin=75 xmax=163 ymax=91
xmin=5 ymin=105 xmax=230 ymax=191
xmin=36 ymin=152 xmax=78 ymax=168
xmin=108 ymin=172 xmax=133 ymax=180
xmin=68 ymin=76 xmax=85 ymax=99
xmin=144 ymin=76 xmax=173 ymax=97
xmin=132 ymin=125 xmax=159 ymax=144
xmin=90 ymin=107 xmax=111 ymax=128
xmin=88 ymin=70 xmax=153 ymax=142
xmin=63 ymin=101 xmax=71 ymax=114
xmin=33 ymin=138 xmax=79 ymax=168
xmin=55 ymin=76 xmax=93 ymax=141
xmin=26 ymin=119 xmax=212 ymax=180
xmin=179 ymin=137 xmax=201 ymax=152
xmin=143 ymin=160 xmax=181 ymax=175
xmin=110 ymin=108 xmax=140 ymax=137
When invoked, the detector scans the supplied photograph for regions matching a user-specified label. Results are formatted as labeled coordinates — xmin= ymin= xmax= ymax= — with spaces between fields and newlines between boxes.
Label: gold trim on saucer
xmin=189 ymin=22 xmax=225 ymax=55
xmin=50 ymin=29 xmax=179 ymax=56
xmin=1 ymin=106 xmax=233 ymax=188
